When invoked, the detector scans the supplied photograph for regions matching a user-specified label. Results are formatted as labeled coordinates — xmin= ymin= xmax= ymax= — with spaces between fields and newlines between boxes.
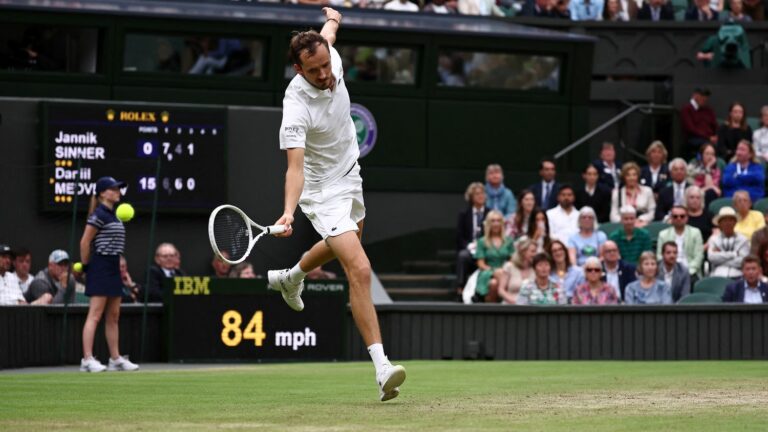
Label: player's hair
xmin=289 ymin=30 xmax=329 ymax=66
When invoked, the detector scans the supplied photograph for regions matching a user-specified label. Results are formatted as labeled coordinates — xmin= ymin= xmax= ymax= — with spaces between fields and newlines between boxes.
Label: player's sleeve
xmin=279 ymin=95 xmax=309 ymax=150
xmin=329 ymin=46 xmax=343 ymax=79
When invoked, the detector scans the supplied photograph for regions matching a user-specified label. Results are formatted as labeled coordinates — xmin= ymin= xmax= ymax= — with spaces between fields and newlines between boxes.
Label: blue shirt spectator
xmin=570 ymin=0 xmax=605 ymax=20
xmin=722 ymin=140 xmax=766 ymax=202
xmin=484 ymin=164 xmax=516 ymax=217
xmin=624 ymin=279 xmax=673 ymax=304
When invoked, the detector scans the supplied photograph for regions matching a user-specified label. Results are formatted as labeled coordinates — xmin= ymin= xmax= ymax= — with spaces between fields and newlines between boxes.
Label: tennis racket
xmin=208 ymin=204 xmax=287 ymax=265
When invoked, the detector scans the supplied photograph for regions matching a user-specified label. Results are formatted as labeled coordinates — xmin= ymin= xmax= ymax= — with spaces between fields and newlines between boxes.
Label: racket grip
xmin=267 ymin=224 xmax=288 ymax=235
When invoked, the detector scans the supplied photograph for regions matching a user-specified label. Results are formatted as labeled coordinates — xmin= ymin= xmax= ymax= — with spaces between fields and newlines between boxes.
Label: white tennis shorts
xmin=299 ymin=163 xmax=365 ymax=239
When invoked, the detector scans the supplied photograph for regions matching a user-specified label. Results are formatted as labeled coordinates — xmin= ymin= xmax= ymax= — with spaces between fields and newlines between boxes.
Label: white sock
xmin=287 ymin=263 xmax=307 ymax=283
xmin=367 ymin=343 xmax=389 ymax=374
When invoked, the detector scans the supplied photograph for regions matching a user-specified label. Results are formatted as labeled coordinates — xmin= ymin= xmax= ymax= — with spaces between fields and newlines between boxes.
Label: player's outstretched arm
xmin=275 ymin=147 xmax=305 ymax=237
xmin=321 ymin=7 xmax=341 ymax=47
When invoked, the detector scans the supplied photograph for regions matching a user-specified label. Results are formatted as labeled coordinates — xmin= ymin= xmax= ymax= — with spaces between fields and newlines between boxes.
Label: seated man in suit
xmin=637 ymin=0 xmax=674 ymax=21
xmin=722 ymin=255 xmax=768 ymax=303
xmin=600 ymin=240 xmax=637 ymax=301
xmin=575 ymin=163 xmax=612 ymax=223
xmin=685 ymin=0 xmax=719 ymax=20
xmin=456 ymin=182 xmax=489 ymax=292
xmin=529 ymin=157 xmax=560 ymax=210
xmin=144 ymin=242 xmax=186 ymax=303
xmin=655 ymin=158 xmax=690 ymax=221
xmin=657 ymin=241 xmax=691 ymax=303
xmin=592 ymin=142 xmax=621 ymax=191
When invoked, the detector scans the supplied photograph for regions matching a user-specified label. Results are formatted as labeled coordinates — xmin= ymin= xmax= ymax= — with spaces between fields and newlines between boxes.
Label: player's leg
xmin=81 ymin=296 xmax=108 ymax=372
xmin=297 ymin=220 xmax=364 ymax=271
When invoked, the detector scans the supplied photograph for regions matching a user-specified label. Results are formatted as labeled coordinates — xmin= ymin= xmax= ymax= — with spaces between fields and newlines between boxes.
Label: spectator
xmin=516 ymin=253 xmax=566 ymax=305
xmin=385 ymin=0 xmax=420 ymax=11
xmin=593 ymin=142 xmax=621 ymax=190
xmin=572 ymin=256 xmax=619 ymax=305
xmin=556 ymin=0 xmax=574 ymax=17
xmin=529 ymin=157 xmax=560 ymax=210
xmin=750 ymin=207 xmax=768 ymax=256
xmin=473 ymin=210 xmax=514 ymax=303
xmin=708 ymin=206 xmax=749 ymax=278
xmin=496 ymin=238 xmax=537 ymax=304
xmin=720 ymin=0 xmax=753 ymax=21
xmin=145 ymin=243 xmax=186 ymax=303
xmin=637 ymin=0 xmax=675 ymax=20
xmin=603 ymin=0 xmax=631 ymax=20
xmin=548 ymin=239 xmax=584 ymax=301
xmin=26 ymin=249 xmax=76 ymax=304
xmin=722 ymin=255 xmax=768 ymax=303
xmin=600 ymin=240 xmax=637 ymax=300
xmin=568 ymin=206 xmax=607 ymax=266
xmin=680 ymin=88 xmax=718 ymax=159
xmin=484 ymin=164 xmax=516 ymax=218
xmin=717 ymin=102 xmax=753 ymax=161
xmin=546 ymin=184 xmax=579 ymax=243
xmin=0 ymin=244 xmax=26 ymax=305
xmin=229 ymin=262 xmax=257 ymax=278
xmin=640 ymin=140 xmax=670 ymax=194
xmin=657 ymin=241 xmax=691 ymax=302
xmin=575 ymin=163 xmax=612 ymax=223
xmin=11 ymin=247 xmax=33 ymax=295
xmin=656 ymin=205 xmax=705 ymax=278
xmin=723 ymin=141 xmax=765 ymax=202
xmin=753 ymin=106 xmax=768 ymax=163
xmin=741 ymin=0 xmax=764 ymax=21
xmin=570 ymin=0 xmax=605 ymax=20
xmin=610 ymin=162 xmax=656 ymax=226
xmin=507 ymin=189 xmax=536 ymax=239
xmin=527 ymin=208 xmax=553 ymax=252
xmin=625 ymin=252 xmax=673 ymax=304
xmin=211 ymin=252 xmax=231 ymax=278
xmin=686 ymin=0 xmax=720 ymax=20
xmin=458 ymin=0 xmax=506 ymax=14
xmin=119 ymin=256 xmax=140 ymax=303
xmin=609 ymin=205 xmax=652 ymax=265
xmin=423 ymin=0 xmax=458 ymax=13
xmin=655 ymin=158 xmax=691 ymax=221
xmin=685 ymin=186 xmax=714 ymax=242
xmin=687 ymin=142 xmax=722 ymax=206
xmin=521 ymin=0 xmax=560 ymax=16
xmin=733 ymin=190 xmax=766 ymax=240
xmin=456 ymin=182 xmax=489 ymax=290
xmin=306 ymin=264 xmax=336 ymax=280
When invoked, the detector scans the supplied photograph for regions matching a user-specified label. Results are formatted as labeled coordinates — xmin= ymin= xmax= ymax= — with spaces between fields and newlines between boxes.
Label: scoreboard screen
xmin=42 ymin=101 xmax=227 ymax=212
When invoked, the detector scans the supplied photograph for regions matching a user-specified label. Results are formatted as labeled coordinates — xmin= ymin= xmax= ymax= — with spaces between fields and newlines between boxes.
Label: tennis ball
xmin=116 ymin=203 xmax=135 ymax=222
xmin=73 ymin=262 xmax=83 ymax=273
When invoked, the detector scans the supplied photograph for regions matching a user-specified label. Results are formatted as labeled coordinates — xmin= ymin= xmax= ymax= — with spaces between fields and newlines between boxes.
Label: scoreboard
xmin=165 ymin=277 xmax=349 ymax=362
xmin=42 ymin=101 xmax=227 ymax=212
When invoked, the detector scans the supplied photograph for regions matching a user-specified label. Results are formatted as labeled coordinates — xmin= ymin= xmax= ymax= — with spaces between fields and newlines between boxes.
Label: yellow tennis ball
xmin=73 ymin=262 xmax=83 ymax=272
xmin=116 ymin=203 xmax=135 ymax=222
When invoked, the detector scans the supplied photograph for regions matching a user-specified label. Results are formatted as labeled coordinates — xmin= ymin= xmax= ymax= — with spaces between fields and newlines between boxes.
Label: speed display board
xmin=42 ymin=101 xmax=227 ymax=212
xmin=164 ymin=277 xmax=349 ymax=362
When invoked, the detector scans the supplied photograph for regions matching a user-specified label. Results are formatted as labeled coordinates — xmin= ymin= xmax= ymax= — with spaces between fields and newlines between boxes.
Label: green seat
xmin=694 ymin=276 xmax=731 ymax=297
xmin=708 ymin=197 xmax=733 ymax=215
xmin=754 ymin=198 xmax=768 ymax=214
xmin=677 ymin=292 xmax=723 ymax=304
xmin=747 ymin=117 xmax=761 ymax=131
xmin=645 ymin=221 xmax=670 ymax=248
xmin=599 ymin=222 xmax=622 ymax=237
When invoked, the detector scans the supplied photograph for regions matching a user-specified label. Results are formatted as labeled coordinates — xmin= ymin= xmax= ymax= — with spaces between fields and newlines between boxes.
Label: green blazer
xmin=656 ymin=226 xmax=704 ymax=277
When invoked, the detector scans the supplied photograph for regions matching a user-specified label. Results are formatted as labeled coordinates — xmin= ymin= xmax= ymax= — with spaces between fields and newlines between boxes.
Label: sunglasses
xmin=585 ymin=268 xmax=602 ymax=273
xmin=671 ymin=214 xmax=687 ymax=219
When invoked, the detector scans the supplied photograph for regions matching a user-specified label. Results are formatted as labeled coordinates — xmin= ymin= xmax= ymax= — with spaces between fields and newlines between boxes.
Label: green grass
xmin=2 ymin=361 xmax=767 ymax=431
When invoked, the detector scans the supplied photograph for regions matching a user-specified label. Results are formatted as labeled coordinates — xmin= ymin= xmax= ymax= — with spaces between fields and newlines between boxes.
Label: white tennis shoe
xmin=107 ymin=356 xmax=140 ymax=371
xmin=267 ymin=269 xmax=305 ymax=311
xmin=377 ymin=362 xmax=406 ymax=402
xmin=79 ymin=356 xmax=106 ymax=373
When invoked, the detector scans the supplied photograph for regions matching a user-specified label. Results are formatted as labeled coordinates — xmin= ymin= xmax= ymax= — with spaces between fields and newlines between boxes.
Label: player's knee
xmin=347 ymin=256 xmax=371 ymax=283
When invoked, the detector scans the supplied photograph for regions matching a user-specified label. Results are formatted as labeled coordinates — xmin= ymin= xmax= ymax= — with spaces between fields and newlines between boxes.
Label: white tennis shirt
xmin=279 ymin=46 xmax=359 ymax=186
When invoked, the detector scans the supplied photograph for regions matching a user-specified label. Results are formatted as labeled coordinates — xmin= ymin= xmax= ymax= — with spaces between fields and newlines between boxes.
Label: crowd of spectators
xmin=0 ymin=241 xmax=337 ymax=306
xmin=456 ymin=92 xmax=768 ymax=305
xmin=246 ymin=0 xmax=767 ymax=21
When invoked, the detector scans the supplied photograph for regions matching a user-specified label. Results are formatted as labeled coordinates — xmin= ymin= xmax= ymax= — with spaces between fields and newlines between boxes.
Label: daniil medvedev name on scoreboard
xmin=42 ymin=102 xmax=227 ymax=212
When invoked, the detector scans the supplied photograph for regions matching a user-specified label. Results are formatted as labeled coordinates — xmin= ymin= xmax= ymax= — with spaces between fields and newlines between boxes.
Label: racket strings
xmin=212 ymin=208 xmax=251 ymax=262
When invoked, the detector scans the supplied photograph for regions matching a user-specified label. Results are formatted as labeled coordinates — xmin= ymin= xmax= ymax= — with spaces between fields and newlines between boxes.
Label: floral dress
xmin=516 ymin=280 xmax=566 ymax=305
xmin=474 ymin=237 xmax=514 ymax=296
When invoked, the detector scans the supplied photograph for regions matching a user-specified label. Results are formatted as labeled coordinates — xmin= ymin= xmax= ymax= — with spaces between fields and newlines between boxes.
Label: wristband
xmin=327 ymin=18 xmax=340 ymax=25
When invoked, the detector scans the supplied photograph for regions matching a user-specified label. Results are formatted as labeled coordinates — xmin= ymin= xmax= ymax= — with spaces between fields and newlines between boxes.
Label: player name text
xmin=54 ymin=131 xmax=97 ymax=144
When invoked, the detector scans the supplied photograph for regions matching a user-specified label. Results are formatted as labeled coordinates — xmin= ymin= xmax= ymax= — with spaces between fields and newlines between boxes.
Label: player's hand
xmin=322 ymin=7 xmax=342 ymax=24
xmin=274 ymin=213 xmax=294 ymax=238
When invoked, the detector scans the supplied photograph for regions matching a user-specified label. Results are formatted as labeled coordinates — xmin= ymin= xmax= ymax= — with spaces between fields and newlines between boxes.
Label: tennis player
xmin=268 ymin=7 xmax=406 ymax=401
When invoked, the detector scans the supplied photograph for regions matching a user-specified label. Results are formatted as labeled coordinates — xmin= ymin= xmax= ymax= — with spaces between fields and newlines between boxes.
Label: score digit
xmin=243 ymin=311 xmax=267 ymax=347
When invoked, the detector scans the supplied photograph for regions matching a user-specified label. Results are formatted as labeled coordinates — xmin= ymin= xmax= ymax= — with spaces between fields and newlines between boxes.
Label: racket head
xmin=208 ymin=205 xmax=254 ymax=265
